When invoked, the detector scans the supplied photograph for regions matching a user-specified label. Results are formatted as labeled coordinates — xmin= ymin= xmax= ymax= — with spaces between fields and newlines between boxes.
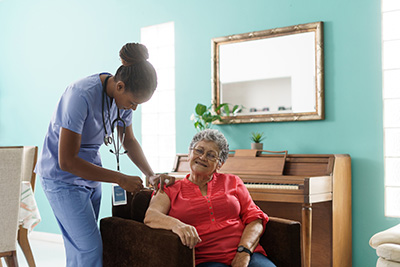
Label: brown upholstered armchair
xmin=100 ymin=189 xmax=301 ymax=267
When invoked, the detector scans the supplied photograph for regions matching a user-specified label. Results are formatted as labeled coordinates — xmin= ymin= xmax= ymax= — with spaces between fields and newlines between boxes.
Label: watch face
xmin=237 ymin=245 xmax=252 ymax=256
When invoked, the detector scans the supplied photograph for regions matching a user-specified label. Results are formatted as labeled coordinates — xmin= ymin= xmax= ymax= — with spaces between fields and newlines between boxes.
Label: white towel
xmin=19 ymin=181 xmax=41 ymax=232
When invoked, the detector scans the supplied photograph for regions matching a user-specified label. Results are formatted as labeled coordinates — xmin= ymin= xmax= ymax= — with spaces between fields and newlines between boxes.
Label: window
xmin=140 ymin=22 xmax=176 ymax=174
xmin=382 ymin=0 xmax=400 ymax=217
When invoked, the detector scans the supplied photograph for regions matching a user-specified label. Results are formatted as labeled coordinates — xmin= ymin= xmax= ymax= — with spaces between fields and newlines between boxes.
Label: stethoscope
xmin=102 ymin=75 xmax=127 ymax=171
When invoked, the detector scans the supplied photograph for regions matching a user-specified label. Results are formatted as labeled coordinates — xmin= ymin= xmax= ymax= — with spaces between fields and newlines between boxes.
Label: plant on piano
xmin=191 ymin=103 xmax=240 ymax=131
xmin=250 ymin=132 xmax=265 ymax=143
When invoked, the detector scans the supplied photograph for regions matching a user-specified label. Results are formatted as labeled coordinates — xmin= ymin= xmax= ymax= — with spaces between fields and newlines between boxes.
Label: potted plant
xmin=250 ymin=132 xmax=265 ymax=150
xmin=191 ymin=103 xmax=240 ymax=131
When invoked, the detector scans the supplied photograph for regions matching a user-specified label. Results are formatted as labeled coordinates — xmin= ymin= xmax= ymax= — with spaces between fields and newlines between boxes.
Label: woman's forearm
xmin=238 ymin=219 xmax=264 ymax=251
xmin=144 ymin=194 xmax=202 ymax=249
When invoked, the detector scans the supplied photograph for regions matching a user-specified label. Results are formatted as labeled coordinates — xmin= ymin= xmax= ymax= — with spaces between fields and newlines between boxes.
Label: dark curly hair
xmin=114 ymin=43 xmax=157 ymax=95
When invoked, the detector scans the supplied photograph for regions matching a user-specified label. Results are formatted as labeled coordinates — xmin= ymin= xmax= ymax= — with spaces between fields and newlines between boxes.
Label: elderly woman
xmin=144 ymin=129 xmax=276 ymax=267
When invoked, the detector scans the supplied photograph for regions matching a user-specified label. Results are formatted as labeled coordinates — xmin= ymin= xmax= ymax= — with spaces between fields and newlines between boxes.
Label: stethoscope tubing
xmin=102 ymin=75 xmax=127 ymax=171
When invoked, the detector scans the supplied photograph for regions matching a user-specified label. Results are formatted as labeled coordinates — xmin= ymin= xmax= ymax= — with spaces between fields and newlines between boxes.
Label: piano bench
xmin=101 ymin=189 xmax=302 ymax=267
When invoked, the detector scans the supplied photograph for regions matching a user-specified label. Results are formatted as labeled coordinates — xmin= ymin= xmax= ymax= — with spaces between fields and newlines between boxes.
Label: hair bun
xmin=119 ymin=43 xmax=149 ymax=66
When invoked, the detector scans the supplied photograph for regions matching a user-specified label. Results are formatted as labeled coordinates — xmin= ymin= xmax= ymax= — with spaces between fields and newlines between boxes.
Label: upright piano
xmin=164 ymin=149 xmax=352 ymax=267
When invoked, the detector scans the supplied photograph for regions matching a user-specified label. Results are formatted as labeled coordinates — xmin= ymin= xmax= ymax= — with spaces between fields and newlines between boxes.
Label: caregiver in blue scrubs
xmin=35 ymin=43 xmax=173 ymax=267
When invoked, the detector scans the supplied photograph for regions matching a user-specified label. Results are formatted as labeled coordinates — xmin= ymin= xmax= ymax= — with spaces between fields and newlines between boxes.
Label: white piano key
xmin=244 ymin=183 xmax=299 ymax=190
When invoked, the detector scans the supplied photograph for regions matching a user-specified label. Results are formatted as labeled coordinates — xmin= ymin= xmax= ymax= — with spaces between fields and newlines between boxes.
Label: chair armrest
xmin=259 ymin=216 xmax=301 ymax=267
xmin=100 ymin=217 xmax=194 ymax=267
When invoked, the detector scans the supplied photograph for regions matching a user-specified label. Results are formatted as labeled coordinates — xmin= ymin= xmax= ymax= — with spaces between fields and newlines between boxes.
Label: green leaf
xmin=195 ymin=104 xmax=207 ymax=116
xmin=223 ymin=104 xmax=230 ymax=116
xmin=202 ymin=113 xmax=213 ymax=123
xmin=232 ymin=105 xmax=239 ymax=113
xmin=250 ymin=132 xmax=265 ymax=143
xmin=193 ymin=102 xmax=230 ymax=131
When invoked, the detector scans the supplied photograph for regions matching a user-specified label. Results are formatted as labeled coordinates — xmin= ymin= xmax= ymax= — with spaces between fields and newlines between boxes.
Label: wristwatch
xmin=237 ymin=245 xmax=253 ymax=256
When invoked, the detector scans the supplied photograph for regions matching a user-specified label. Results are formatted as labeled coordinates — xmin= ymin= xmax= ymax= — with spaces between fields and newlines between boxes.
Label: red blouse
xmin=163 ymin=172 xmax=269 ymax=265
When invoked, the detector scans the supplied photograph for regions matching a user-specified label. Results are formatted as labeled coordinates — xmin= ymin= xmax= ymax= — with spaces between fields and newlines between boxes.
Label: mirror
xmin=212 ymin=21 xmax=324 ymax=124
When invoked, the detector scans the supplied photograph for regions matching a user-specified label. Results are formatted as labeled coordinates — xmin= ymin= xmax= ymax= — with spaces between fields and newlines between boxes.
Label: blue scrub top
xmin=35 ymin=73 xmax=133 ymax=187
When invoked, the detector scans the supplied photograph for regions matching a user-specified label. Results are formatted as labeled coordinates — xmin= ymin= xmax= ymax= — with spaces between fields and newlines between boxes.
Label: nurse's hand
xmin=118 ymin=175 xmax=144 ymax=195
xmin=149 ymin=174 xmax=175 ymax=193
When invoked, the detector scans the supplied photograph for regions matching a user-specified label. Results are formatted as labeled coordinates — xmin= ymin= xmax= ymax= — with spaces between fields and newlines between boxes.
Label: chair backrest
xmin=21 ymin=146 xmax=38 ymax=192
xmin=0 ymin=146 xmax=24 ymax=253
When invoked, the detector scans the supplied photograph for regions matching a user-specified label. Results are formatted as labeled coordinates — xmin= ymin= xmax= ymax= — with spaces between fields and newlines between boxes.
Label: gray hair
xmin=189 ymin=129 xmax=229 ymax=164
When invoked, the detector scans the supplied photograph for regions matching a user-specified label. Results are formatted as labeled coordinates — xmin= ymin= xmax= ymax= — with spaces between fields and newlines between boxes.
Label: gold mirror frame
xmin=212 ymin=21 xmax=324 ymax=124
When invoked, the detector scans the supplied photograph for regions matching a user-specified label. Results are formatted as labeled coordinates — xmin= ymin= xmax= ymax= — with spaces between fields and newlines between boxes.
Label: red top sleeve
xmin=235 ymin=176 xmax=269 ymax=231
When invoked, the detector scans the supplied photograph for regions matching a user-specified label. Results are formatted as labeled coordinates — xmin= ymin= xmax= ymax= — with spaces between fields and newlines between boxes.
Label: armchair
xmin=100 ymin=189 xmax=302 ymax=267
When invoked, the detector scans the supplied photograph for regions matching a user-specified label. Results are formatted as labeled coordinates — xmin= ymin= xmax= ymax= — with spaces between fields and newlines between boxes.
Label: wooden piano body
xmin=165 ymin=150 xmax=352 ymax=267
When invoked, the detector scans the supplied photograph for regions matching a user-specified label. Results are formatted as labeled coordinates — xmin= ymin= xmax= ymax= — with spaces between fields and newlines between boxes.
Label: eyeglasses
xmin=192 ymin=147 xmax=220 ymax=162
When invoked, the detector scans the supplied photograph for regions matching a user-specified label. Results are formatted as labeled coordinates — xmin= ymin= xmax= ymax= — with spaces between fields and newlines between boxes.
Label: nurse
xmin=35 ymin=43 xmax=173 ymax=267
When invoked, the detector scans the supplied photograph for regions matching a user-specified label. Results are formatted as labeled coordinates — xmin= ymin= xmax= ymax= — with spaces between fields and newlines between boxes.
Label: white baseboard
xmin=29 ymin=231 xmax=64 ymax=244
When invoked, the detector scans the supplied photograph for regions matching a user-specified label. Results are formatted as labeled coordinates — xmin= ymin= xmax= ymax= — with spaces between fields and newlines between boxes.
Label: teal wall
xmin=0 ymin=0 xmax=397 ymax=266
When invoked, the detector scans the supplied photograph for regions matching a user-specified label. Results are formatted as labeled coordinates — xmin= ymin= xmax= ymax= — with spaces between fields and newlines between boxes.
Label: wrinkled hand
xmin=231 ymin=252 xmax=251 ymax=267
xmin=149 ymin=174 xmax=175 ymax=193
xmin=172 ymin=223 xmax=201 ymax=249
xmin=118 ymin=175 xmax=144 ymax=195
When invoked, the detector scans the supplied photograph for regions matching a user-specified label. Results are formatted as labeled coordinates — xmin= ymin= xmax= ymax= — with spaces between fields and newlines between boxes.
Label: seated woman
xmin=144 ymin=129 xmax=276 ymax=267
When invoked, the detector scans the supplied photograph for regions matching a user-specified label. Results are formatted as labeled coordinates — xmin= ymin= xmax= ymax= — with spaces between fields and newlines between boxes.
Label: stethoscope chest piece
xmin=104 ymin=135 xmax=113 ymax=146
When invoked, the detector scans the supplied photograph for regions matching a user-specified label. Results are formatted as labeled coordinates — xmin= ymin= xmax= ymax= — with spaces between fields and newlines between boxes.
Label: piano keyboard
xmin=244 ymin=182 xmax=299 ymax=190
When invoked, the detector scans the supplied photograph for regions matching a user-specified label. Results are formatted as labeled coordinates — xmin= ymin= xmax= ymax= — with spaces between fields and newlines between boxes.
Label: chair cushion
xmin=377 ymin=257 xmax=400 ymax=267
xmin=130 ymin=189 xmax=153 ymax=222
xmin=377 ymin=243 xmax=400 ymax=263
xmin=370 ymin=224 xmax=400 ymax=248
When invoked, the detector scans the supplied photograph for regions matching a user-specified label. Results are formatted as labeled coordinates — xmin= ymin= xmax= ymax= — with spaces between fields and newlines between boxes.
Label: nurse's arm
xmin=58 ymin=127 xmax=143 ymax=193
xmin=119 ymin=124 xmax=154 ymax=178
xmin=119 ymin=125 xmax=175 ymax=190
xmin=144 ymin=191 xmax=201 ymax=249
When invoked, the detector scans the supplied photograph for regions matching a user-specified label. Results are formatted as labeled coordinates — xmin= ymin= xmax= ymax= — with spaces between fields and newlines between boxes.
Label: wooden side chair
xmin=0 ymin=147 xmax=24 ymax=267
xmin=0 ymin=146 xmax=38 ymax=267
xmin=17 ymin=146 xmax=39 ymax=267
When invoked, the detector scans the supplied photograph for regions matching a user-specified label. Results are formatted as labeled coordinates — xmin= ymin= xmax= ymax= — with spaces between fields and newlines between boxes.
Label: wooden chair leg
xmin=17 ymin=226 xmax=36 ymax=267
xmin=4 ymin=251 xmax=18 ymax=267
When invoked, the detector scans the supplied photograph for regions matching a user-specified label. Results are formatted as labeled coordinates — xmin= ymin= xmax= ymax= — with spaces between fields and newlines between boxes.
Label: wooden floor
xmin=0 ymin=232 xmax=66 ymax=267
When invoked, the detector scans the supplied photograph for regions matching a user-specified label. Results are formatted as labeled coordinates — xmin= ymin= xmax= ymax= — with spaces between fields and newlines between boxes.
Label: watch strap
xmin=237 ymin=245 xmax=253 ymax=256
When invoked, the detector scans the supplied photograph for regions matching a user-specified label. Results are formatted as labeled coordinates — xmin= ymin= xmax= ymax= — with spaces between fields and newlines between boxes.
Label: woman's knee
xmin=248 ymin=253 xmax=276 ymax=267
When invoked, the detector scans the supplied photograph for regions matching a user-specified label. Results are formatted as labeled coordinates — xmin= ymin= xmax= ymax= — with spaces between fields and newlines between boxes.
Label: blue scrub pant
xmin=41 ymin=177 xmax=103 ymax=267
xmin=196 ymin=252 xmax=276 ymax=267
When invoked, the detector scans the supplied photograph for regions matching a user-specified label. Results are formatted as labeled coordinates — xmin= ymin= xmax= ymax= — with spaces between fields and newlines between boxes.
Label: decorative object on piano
xmin=191 ymin=102 xmax=240 ymax=131
xmin=250 ymin=132 xmax=265 ymax=150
